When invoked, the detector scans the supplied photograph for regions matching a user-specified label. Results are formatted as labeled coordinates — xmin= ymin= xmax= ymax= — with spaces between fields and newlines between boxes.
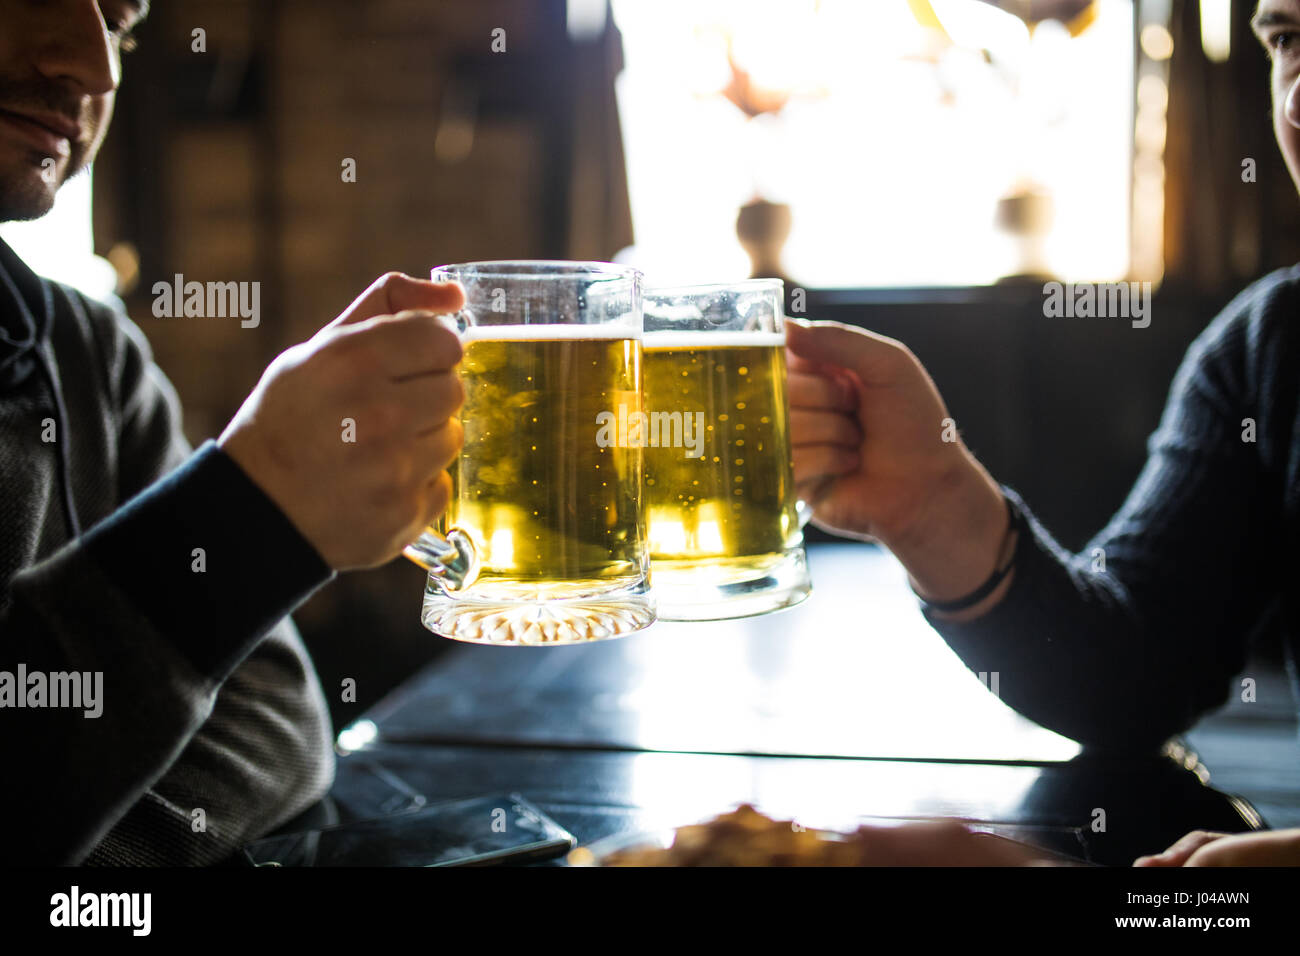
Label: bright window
xmin=611 ymin=0 xmax=1135 ymax=288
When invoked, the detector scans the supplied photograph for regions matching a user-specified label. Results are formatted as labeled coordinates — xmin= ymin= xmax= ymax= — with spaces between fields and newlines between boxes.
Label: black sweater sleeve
xmin=2 ymin=444 xmax=334 ymax=863
xmin=924 ymin=271 xmax=1298 ymax=750
xmin=0 ymin=286 xmax=337 ymax=864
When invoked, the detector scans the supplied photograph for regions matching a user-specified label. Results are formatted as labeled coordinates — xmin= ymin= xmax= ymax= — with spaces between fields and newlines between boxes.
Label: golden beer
xmin=642 ymin=332 xmax=801 ymax=586
xmin=439 ymin=325 xmax=648 ymax=593
xmin=413 ymin=260 xmax=654 ymax=645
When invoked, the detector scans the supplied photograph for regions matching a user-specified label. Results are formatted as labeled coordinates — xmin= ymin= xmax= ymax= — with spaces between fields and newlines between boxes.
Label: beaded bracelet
xmin=919 ymin=494 xmax=1026 ymax=614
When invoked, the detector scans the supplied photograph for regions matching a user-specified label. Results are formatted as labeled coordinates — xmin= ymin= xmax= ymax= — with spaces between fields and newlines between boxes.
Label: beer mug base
xmin=421 ymin=577 xmax=656 ymax=645
xmin=650 ymin=546 xmax=811 ymax=622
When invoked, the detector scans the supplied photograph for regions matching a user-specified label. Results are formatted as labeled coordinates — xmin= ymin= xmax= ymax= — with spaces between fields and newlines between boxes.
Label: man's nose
xmin=33 ymin=1 xmax=119 ymax=96
xmin=1287 ymin=74 xmax=1300 ymax=130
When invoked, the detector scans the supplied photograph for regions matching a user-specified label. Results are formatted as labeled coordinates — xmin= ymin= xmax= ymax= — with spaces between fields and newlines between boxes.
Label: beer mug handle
xmin=402 ymin=527 xmax=479 ymax=591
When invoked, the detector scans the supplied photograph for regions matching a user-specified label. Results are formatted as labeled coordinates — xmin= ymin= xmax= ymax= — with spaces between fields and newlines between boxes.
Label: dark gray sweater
xmin=0 ymin=238 xmax=337 ymax=864
xmin=927 ymin=266 xmax=1300 ymax=751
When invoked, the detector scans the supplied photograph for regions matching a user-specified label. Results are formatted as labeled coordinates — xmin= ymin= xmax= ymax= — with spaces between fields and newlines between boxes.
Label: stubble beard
xmin=0 ymin=72 xmax=100 ymax=224
xmin=0 ymin=149 xmax=90 ymax=223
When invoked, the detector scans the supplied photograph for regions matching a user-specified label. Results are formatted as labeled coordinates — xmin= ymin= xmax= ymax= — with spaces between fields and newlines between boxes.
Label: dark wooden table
xmin=322 ymin=544 xmax=1263 ymax=866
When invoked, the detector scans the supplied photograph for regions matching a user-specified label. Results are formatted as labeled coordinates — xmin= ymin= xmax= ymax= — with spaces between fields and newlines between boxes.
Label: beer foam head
xmin=462 ymin=323 xmax=641 ymax=343
xmin=642 ymin=330 xmax=785 ymax=350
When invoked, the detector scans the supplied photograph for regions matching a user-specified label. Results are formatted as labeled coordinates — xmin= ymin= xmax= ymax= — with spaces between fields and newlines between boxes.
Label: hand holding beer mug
xmin=405 ymin=262 xmax=655 ymax=645
xmin=642 ymin=281 xmax=812 ymax=620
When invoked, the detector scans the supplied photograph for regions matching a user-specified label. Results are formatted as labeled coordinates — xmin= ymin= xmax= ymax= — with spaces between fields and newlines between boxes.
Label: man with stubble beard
xmin=0 ymin=1 xmax=466 ymax=863
xmin=789 ymin=1 xmax=1300 ymax=865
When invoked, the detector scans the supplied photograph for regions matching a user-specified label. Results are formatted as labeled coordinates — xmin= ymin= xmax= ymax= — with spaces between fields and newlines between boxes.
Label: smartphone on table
xmin=241 ymin=792 xmax=576 ymax=867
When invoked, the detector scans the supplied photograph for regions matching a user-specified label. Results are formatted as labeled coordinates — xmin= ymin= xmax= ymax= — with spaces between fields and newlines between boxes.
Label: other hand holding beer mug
xmin=784 ymin=319 xmax=1010 ymax=612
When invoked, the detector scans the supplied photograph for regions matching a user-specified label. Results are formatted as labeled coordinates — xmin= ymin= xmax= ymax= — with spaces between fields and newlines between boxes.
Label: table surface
xmin=325 ymin=543 xmax=1263 ymax=866
xmin=357 ymin=545 xmax=1079 ymax=762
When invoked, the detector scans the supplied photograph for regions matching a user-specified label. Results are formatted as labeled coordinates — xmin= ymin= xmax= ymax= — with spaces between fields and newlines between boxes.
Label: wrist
xmin=879 ymin=454 xmax=1009 ymax=603
xmin=916 ymin=494 xmax=1022 ymax=622
xmin=879 ymin=454 xmax=1001 ymax=558
xmin=217 ymin=424 xmax=321 ymax=566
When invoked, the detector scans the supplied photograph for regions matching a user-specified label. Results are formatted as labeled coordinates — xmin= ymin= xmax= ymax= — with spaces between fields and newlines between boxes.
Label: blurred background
xmin=2 ymin=0 xmax=1296 ymax=730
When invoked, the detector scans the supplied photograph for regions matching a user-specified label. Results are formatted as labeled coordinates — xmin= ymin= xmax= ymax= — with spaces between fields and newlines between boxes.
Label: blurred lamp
xmin=1140 ymin=22 xmax=1175 ymax=60
xmin=568 ymin=0 xmax=607 ymax=41
xmin=1200 ymin=0 xmax=1232 ymax=63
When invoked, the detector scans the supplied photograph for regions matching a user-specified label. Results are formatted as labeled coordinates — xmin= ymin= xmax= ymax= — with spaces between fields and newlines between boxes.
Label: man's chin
xmin=0 ymin=192 xmax=57 ymax=224
xmin=0 ymin=169 xmax=63 ymax=224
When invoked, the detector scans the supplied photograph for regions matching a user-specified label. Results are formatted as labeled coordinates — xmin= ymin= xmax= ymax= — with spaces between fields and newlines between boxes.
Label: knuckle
xmin=426 ymin=426 xmax=462 ymax=471
xmin=890 ymin=340 xmax=920 ymax=369
xmin=429 ymin=325 xmax=464 ymax=366
xmin=442 ymin=435 xmax=464 ymax=469
xmin=271 ymin=342 xmax=309 ymax=374
xmin=328 ymin=331 xmax=381 ymax=373
xmin=429 ymin=470 xmax=452 ymax=504
xmin=424 ymin=474 xmax=453 ymax=522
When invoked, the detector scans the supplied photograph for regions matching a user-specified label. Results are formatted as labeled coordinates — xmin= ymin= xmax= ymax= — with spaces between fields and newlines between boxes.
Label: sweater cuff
xmin=83 ymin=440 xmax=335 ymax=682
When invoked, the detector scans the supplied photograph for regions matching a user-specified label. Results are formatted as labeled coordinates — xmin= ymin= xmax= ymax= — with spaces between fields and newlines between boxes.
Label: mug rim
xmin=644 ymin=278 xmax=784 ymax=299
xmin=432 ymin=260 xmax=643 ymax=284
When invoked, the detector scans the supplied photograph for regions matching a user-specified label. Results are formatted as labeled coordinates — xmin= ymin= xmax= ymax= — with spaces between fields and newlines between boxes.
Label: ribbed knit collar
xmin=0 ymin=235 xmax=52 ymax=390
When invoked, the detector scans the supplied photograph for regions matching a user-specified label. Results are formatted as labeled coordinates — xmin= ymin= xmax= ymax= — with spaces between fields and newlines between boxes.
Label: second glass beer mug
xmin=404 ymin=261 xmax=655 ymax=645
xmin=642 ymin=280 xmax=813 ymax=620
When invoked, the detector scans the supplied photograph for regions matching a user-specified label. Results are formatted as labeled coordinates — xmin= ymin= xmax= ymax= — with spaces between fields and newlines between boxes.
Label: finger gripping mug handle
xmin=403 ymin=528 xmax=479 ymax=591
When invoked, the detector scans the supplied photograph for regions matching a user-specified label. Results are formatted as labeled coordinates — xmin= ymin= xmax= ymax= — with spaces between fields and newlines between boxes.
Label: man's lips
xmin=0 ymin=107 xmax=80 ymax=158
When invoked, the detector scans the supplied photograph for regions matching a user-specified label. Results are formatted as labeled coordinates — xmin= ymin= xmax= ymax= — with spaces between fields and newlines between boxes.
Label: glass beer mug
xmin=641 ymin=280 xmax=813 ymax=620
xmin=404 ymin=261 xmax=655 ymax=645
